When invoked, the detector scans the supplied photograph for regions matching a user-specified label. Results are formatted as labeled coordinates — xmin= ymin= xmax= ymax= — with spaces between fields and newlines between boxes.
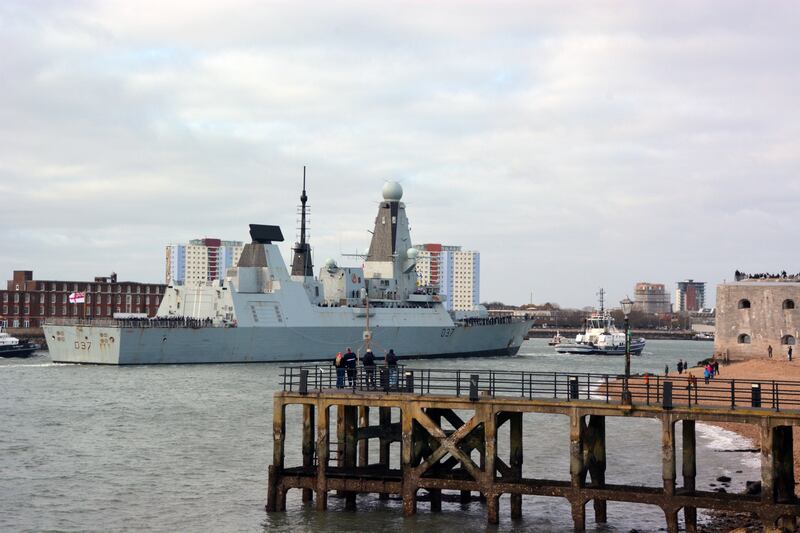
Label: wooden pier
xmin=267 ymin=366 xmax=800 ymax=531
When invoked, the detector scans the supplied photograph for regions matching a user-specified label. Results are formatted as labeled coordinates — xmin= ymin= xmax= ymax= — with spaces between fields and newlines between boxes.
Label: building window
xmin=783 ymin=299 xmax=795 ymax=310
xmin=50 ymin=306 xmax=55 ymax=315
xmin=62 ymin=294 xmax=67 ymax=304
xmin=24 ymin=293 xmax=30 ymax=303
xmin=62 ymin=305 xmax=67 ymax=315
xmin=2 ymin=293 xmax=6 ymax=302
xmin=14 ymin=293 xmax=19 ymax=303
xmin=96 ymin=306 xmax=101 ymax=315
xmin=2 ymin=305 xmax=6 ymax=314
xmin=87 ymin=294 xmax=92 ymax=304
xmin=50 ymin=294 xmax=55 ymax=303
xmin=782 ymin=335 xmax=796 ymax=345
xmin=23 ymin=306 xmax=29 ymax=315
xmin=39 ymin=306 xmax=44 ymax=315
xmin=738 ymin=299 xmax=751 ymax=309
xmin=737 ymin=334 xmax=751 ymax=344
xmin=116 ymin=295 xmax=121 ymax=304
xmin=23 ymin=320 xmax=29 ymax=328
xmin=40 ymin=294 xmax=45 ymax=303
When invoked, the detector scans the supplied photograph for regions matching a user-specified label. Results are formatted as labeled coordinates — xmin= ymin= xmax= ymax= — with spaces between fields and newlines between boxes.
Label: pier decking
xmin=266 ymin=366 xmax=800 ymax=532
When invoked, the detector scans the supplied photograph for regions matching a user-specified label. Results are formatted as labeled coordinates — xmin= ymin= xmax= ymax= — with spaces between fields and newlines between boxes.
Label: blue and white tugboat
xmin=555 ymin=292 xmax=645 ymax=355
xmin=0 ymin=327 xmax=39 ymax=358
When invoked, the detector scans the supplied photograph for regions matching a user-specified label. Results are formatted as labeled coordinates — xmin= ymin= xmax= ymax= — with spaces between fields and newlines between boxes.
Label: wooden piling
xmin=315 ymin=403 xmax=329 ymax=510
xmin=344 ymin=405 xmax=358 ymax=510
xmin=585 ymin=414 xmax=607 ymax=524
xmin=302 ymin=404 xmax=315 ymax=503
xmin=509 ymin=412 xmax=523 ymax=519
xmin=401 ymin=405 xmax=417 ymax=516
xmin=682 ymin=420 xmax=697 ymax=533
xmin=662 ymin=417 xmax=676 ymax=496
xmin=358 ymin=406 xmax=369 ymax=468
xmin=378 ymin=406 xmax=391 ymax=500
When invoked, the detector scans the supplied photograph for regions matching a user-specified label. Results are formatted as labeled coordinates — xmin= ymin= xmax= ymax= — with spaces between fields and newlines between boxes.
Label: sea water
xmin=0 ymin=339 xmax=760 ymax=532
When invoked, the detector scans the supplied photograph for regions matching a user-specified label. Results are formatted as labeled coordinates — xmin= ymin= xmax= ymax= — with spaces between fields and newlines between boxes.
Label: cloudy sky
xmin=2 ymin=1 xmax=798 ymax=308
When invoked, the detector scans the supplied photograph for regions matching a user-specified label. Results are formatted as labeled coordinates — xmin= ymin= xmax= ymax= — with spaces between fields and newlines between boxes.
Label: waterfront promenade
xmin=267 ymin=365 xmax=800 ymax=532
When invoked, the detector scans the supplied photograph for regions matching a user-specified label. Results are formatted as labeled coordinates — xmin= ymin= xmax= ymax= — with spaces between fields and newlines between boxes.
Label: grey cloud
xmin=1 ymin=1 xmax=798 ymax=307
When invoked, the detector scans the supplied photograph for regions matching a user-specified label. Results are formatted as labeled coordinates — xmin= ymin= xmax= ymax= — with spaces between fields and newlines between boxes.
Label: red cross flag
xmin=68 ymin=292 xmax=85 ymax=304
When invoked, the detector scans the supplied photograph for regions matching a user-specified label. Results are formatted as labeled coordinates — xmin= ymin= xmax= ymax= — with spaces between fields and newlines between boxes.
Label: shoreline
xmin=671 ymin=358 xmax=800 ymax=532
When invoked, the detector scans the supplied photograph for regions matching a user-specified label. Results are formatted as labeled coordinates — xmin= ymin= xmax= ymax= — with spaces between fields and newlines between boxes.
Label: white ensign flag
xmin=68 ymin=292 xmax=85 ymax=304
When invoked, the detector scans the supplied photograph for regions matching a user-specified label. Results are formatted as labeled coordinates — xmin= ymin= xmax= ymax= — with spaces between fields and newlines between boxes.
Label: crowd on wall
xmin=734 ymin=270 xmax=800 ymax=281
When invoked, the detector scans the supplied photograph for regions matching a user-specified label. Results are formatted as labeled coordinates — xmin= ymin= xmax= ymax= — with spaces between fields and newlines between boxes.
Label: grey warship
xmin=44 ymin=181 xmax=532 ymax=364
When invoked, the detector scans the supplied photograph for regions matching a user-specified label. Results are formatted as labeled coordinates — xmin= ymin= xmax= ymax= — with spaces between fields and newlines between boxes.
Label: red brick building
xmin=0 ymin=270 xmax=166 ymax=328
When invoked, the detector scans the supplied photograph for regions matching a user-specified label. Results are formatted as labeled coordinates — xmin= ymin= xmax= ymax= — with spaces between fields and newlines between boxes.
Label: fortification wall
xmin=715 ymin=282 xmax=800 ymax=359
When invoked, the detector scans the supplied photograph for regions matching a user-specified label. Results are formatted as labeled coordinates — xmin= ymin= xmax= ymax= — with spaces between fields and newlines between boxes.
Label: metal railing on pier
xmin=280 ymin=365 xmax=800 ymax=412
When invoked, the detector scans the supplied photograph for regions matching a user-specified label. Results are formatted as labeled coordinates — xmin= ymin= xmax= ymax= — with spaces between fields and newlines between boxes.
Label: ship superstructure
xmin=44 ymin=180 xmax=532 ymax=364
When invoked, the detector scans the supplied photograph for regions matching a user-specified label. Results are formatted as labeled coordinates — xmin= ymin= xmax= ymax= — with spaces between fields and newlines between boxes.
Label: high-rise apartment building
xmin=415 ymin=243 xmax=480 ymax=311
xmin=674 ymin=280 xmax=706 ymax=312
xmin=166 ymin=238 xmax=244 ymax=285
xmin=633 ymin=282 xmax=672 ymax=314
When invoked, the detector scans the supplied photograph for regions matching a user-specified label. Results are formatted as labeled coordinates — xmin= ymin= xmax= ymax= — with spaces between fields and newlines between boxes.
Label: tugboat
xmin=0 ymin=326 xmax=40 ymax=358
xmin=555 ymin=290 xmax=646 ymax=355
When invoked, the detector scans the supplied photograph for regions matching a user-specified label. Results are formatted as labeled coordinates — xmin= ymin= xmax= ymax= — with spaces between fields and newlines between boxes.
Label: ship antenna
xmin=300 ymin=166 xmax=308 ymax=248
xmin=291 ymin=166 xmax=314 ymax=277
xmin=598 ymin=288 xmax=605 ymax=313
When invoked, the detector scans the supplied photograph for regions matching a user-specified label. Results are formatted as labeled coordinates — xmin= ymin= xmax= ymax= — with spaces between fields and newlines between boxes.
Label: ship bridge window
xmin=738 ymin=299 xmax=751 ymax=309
xmin=781 ymin=335 xmax=796 ymax=345
xmin=783 ymin=299 xmax=795 ymax=310
xmin=737 ymin=334 xmax=751 ymax=344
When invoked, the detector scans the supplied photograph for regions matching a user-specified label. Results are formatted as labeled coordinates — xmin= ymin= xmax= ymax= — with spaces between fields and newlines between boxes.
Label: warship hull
xmin=44 ymin=320 xmax=530 ymax=365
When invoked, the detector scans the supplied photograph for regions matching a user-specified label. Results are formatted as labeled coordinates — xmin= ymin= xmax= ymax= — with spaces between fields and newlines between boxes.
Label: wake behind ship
xmin=44 ymin=180 xmax=532 ymax=364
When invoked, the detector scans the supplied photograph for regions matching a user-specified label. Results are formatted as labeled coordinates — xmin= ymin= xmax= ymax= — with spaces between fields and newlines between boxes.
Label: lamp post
xmin=620 ymin=297 xmax=634 ymax=405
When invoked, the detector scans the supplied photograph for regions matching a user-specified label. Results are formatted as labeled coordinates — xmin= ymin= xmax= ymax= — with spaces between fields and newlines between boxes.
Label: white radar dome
xmin=324 ymin=258 xmax=337 ymax=270
xmin=407 ymin=247 xmax=419 ymax=259
xmin=382 ymin=181 xmax=403 ymax=202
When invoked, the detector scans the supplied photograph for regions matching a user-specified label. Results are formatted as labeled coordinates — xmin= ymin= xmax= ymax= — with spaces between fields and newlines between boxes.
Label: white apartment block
xmin=415 ymin=244 xmax=480 ymax=312
xmin=166 ymin=238 xmax=243 ymax=285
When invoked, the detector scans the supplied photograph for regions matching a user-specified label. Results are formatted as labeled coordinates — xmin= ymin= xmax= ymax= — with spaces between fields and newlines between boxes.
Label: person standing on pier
xmin=677 ymin=360 xmax=684 ymax=374
xmin=334 ymin=352 xmax=345 ymax=389
xmin=664 ymin=364 xmax=669 ymax=376
xmin=363 ymin=349 xmax=376 ymax=389
xmin=768 ymin=344 xmax=773 ymax=358
xmin=343 ymin=348 xmax=357 ymax=388
xmin=386 ymin=349 xmax=399 ymax=388
xmin=789 ymin=346 xmax=793 ymax=362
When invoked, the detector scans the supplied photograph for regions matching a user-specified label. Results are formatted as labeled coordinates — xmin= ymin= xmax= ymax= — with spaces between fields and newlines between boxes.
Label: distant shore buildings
xmin=166 ymin=238 xmax=243 ymax=285
xmin=715 ymin=274 xmax=799 ymax=359
xmin=633 ymin=282 xmax=671 ymax=314
xmin=674 ymin=280 xmax=706 ymax=312
xmin=0 ymin=270 xmax=165 ymax=328
xmin=415 ymin=243 xmax=480 ymax=311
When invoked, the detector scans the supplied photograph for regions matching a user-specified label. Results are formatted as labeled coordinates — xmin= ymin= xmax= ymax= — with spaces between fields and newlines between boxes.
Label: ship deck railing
xmin=43 ymin=318 xmax=231 ymax=329
xmin=279 ymin=364 xmax=800 ymax=412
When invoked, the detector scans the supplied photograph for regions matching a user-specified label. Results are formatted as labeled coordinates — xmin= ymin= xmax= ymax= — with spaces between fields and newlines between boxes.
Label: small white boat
xmin=548 ymin=330 xmax=565 ymax=346
xmin=555 ymin=312 xmax=645 ymax=356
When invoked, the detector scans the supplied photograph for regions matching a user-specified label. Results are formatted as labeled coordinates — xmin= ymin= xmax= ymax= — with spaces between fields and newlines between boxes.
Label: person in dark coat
xmin=386 ymin=349 xmax=399 ymax=388
xmin=363 ymin=349 xmax=376 ymax=389
xmin=343 ymin=347 xmax=357 ymax=388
